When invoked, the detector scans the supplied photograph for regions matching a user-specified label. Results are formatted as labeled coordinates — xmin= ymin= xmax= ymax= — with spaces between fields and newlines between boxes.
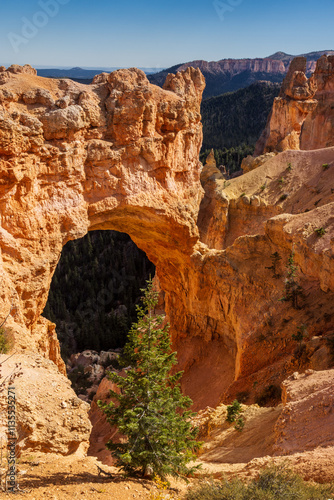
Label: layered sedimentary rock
xmin=255 ymin=55 xmax=334 ymax=154
xmin=0 ymin=61 xmax=334 ymax=458
xmin=0 ymin=64 xmax=205 ymax=452
xmin=149 ymin=51 xmax=334 ymax=98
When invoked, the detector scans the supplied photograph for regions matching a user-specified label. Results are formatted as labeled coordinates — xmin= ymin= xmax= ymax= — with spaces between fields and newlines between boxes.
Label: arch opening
xmin=43 ymin=230 xmax=156 ymax=362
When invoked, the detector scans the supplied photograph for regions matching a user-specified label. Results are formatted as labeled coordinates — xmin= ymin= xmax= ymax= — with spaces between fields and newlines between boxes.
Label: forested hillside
xmin=200 ymin=81 xmax=280 ymax=174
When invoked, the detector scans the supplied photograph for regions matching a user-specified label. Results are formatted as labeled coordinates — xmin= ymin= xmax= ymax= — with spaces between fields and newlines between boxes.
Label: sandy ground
xmin=2 ymin=446 xmax=334 ymax=500
xmin=1 ymin=452 xmax=193 ymax=500
xmin=3 ymin=399 xmax=334 ymax=500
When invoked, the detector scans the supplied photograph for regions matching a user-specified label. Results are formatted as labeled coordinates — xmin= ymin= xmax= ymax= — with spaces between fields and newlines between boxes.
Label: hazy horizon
xmin=1 ymin=0 xmax=333 ymax=68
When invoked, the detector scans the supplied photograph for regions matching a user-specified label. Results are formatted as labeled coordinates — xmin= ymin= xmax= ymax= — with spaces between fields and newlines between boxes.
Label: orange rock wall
xmin=256 ymin=55 xmax=334 ymax=154
xmin=0 ymin=65 xmax=205 ymax=375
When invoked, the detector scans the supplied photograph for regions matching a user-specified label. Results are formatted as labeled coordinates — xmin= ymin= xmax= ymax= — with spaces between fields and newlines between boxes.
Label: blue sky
xmin=1 ymin=0 xmax=333 ymax=68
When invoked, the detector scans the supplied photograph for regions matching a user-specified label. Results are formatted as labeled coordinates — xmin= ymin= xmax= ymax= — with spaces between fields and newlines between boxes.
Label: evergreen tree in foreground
xmin=97 ymin=280 xmax=202 ymax=479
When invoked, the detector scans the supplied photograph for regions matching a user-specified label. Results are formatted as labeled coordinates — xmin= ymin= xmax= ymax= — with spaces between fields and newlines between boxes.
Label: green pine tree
xmin=97 ymin=279 xmax=202 ymax=479
xmin=280 ymin=248 xmax=304 ymax=309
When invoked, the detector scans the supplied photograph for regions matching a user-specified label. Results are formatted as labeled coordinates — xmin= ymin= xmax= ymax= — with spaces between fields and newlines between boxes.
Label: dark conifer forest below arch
xmin=43 ymin=231 xmax=155 ymax=359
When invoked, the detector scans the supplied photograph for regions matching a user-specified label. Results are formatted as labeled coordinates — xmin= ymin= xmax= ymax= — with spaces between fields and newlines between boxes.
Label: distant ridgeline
xmin=148 ymin=50 xmax=334 ymax=98
xmin=43 ymin=231 xmax=155 ymax=360
xmin=36 ymin=66 xmax=163 ymax=84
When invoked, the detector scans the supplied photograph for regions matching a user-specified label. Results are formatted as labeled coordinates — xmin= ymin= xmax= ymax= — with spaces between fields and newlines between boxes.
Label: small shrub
xmin=280 ymin=250 xmax=304 ymax=309
xmin=322 ymin=163 xmax=329 ymax=170
xmin=186 ymin=478 xmax=246 ymax=500
xmin=226 ymin=400 xmax=242 ymax=423
xmin=292 ymin=324 xmax=307 ymax=344
xmin=0 ymin=327 xmax=13 ymax=354
xmin=185 ymin=465 xmax=334 ymax=500
xmin=248 ymin=464 xmax=334 ymax=499
xmin=315 ymin=227 xmax=326 ymax=237
xmin=226 ymin=400 xmax=245 ymax=431
xmin=150 ymin=475 xmax=176 ymax=499
xmin=278 ymin=177 xmax=285 ymax=186
xmin=234 ymin=416 xmax=245 ymax=432
xmin=280 ymin=193 xmax=288 ymax=201
xmin=240 ymin=192 xmax=246 ymax=197
xmin=260 ymin=184 xmax=266 ymax=191
xmin=286 ymin=162 xmax=293 ymax=171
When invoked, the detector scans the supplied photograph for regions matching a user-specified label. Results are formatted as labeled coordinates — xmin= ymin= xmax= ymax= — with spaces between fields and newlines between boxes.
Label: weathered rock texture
xmin=274 ymin=369 xmax=334 ymax=455
xmin=0 ymin=62 xmax=334 ymax=459
xmin=256 ymin=55 xmax=334 ymax=154
xmin=0 ymin=64 xmax=206 ymax=454
xmin=88 ymin=375 xmax=122 ymax=465
xmin=0 ymin=64 xmax=205 ymax=377
xmin=180 ymin=146 xmax=334 ymax=410
xmin=0 ymin=352 xmax=91 ymax=455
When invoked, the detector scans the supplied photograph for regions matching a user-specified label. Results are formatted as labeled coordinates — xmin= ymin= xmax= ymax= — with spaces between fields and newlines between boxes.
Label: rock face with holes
xmin=0 ymin=62 xmax=334 ymax=459
xmin=255 ymin=55 xmax=334 ymax=154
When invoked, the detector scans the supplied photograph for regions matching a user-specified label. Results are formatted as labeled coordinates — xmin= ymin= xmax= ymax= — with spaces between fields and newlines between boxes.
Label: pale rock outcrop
xmin=241 ymin=152 xmax=277 ymax=173
xmin=274 ymin=369 xmax=334 ymax=455
xmin=0 ymin=352 xmax=91 ymax=455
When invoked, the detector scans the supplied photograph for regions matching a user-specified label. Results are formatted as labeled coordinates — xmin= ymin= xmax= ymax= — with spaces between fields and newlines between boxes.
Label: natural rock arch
xmin=0 ymin=64 xmax=210 ymax=374
xmin=1 ymin=63 xmax=334 ymax=423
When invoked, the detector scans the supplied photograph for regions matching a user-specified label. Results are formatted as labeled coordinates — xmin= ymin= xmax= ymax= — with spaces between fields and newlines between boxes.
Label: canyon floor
xmin=5 ymin=400 xmax=334 ymax=499
xmin=5 ymin=445 xmax=334 ymax=500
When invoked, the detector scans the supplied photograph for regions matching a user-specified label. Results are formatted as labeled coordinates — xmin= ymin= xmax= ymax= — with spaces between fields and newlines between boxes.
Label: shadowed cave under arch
xmin=43 ymin=230 xmax=156 ymax=360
